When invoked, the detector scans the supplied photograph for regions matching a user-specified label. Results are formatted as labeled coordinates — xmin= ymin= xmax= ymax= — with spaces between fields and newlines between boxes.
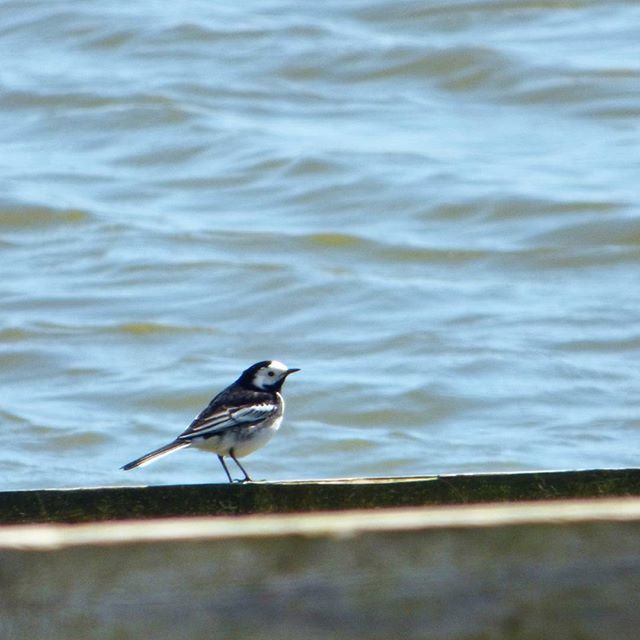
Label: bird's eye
xmin=268 ymin=371 xmax=275 ymax=377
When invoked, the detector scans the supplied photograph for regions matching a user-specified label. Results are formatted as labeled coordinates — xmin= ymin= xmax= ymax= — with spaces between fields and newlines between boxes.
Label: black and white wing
xmin=178 ymin=388 xmax=279 ymax=441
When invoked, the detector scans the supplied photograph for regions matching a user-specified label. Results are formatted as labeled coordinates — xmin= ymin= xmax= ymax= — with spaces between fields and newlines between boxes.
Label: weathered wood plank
xmin=2 ymin=498 xmax=640 ymax=640
xmin=2 ymin=468 xmax=640 ymax=524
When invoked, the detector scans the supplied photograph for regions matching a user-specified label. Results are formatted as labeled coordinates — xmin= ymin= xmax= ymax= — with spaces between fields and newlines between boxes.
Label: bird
xmin=121 ymin=360 xmax=300 ymax=483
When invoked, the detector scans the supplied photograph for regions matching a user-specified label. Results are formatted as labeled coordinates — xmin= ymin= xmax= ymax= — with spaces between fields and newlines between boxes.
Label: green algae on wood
xmin=2 ymin=468 xmax=640 ymax=525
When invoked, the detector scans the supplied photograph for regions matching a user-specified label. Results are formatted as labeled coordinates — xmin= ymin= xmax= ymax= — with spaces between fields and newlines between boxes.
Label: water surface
xmin=1 ymin=0 xmax=639 ymax=489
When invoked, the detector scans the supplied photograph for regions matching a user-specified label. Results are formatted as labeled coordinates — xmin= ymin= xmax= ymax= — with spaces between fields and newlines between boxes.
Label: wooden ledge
xmin=2 ymin=467 xmax=640 ymax=524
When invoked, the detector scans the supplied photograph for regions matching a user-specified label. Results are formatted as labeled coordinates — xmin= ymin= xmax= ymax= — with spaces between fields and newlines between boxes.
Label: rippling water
xmin=1 ymin=1 xmax=639 ymax=490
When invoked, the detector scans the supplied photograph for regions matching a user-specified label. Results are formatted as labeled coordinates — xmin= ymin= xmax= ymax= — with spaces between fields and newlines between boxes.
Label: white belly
xmin=191 ymin=415 xmax=283 ymax=458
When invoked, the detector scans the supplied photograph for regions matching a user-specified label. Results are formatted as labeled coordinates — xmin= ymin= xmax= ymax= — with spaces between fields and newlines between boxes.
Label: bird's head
xmin=238 ymin=360 xmax=300 ymax=392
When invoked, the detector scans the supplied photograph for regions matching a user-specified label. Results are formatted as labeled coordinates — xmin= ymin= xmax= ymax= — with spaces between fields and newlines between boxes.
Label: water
xmin=1 ymin=0 xmax=639 ymax=490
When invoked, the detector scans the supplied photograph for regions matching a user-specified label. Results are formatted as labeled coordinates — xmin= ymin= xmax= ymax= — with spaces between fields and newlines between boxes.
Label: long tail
xmin=121 ymin=440 xmax=190 ymax=470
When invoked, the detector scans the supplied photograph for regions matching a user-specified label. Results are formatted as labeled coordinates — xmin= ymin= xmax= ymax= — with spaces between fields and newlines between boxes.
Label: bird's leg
xmin=230 ymin=449 xmax=252 ymax=483
xmin=217 ymin=455 xmax=234 ymax=483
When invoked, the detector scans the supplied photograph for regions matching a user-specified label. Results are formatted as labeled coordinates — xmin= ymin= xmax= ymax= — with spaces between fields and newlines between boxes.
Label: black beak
xmin=286 ymin=368 xmax=301 ymax=375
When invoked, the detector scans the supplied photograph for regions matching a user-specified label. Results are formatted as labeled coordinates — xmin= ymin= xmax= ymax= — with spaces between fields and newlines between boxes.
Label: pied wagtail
xmin=122 ymin=360 xmax=300 ymax=483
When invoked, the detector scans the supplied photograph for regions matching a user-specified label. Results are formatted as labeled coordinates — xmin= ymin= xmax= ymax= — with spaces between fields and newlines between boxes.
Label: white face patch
xmin=252 ymin=360 xmax=290 ymax=390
